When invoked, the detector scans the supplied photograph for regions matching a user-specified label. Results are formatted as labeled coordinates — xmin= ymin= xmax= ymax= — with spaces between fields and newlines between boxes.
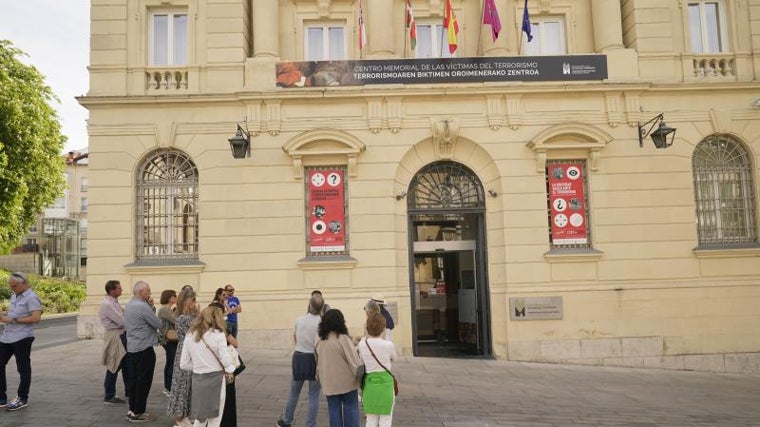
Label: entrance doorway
xmin=406 ymin=162 xmax=491 ymax=357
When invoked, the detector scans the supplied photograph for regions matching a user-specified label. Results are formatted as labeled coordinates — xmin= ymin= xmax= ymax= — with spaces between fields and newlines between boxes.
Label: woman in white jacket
xmin=180 ymin=305 xmax=235 ymax=427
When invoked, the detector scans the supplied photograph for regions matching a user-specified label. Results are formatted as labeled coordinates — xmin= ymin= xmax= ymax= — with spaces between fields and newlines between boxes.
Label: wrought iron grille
xmin=407 ymin=161 xmax=485 ymax=211
xmin=692 ymin=135 xmax=757 ymax=246
xmin=136 ymin=149 xmax=199 ymax=262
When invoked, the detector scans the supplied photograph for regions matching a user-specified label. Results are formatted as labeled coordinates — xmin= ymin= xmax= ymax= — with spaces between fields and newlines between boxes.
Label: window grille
xmin=407 ymin=161 xmax=484 ymax=211
xmin=692 ymin=135 xmax=757 ymax=246
xmin=136 ymin=149 xmax=199 ymax=262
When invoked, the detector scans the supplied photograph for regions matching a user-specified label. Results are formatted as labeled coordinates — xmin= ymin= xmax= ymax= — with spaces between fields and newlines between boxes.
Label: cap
xmin=371 ymin=293 xmax=385 ymax=305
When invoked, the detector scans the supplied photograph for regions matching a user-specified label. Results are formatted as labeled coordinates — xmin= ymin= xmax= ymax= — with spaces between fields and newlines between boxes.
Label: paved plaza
xmin=1 ymin=336 xmax=759 ymax=426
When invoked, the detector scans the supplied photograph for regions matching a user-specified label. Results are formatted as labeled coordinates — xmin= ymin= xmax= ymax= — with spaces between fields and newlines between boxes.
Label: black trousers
xmin=0 ymin=337 xmax=34 ymax=401
xmin=126 ymin=347 xmax=156 ymax=415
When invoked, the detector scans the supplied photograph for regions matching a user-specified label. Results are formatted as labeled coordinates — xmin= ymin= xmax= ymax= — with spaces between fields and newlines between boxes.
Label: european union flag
xmin=522 ymin=0 xmax=533 ymax=42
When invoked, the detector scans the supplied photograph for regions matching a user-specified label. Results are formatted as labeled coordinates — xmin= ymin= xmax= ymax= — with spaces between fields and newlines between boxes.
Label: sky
xmin=0 ymin=0 xmax=90 ymax=153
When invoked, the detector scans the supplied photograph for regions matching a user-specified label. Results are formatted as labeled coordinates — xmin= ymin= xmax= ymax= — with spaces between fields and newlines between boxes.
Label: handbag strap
xmin=365 ymin=338 xmax=395 ymax=380
xmin=201 ymin=336 xmax=227 ymax=372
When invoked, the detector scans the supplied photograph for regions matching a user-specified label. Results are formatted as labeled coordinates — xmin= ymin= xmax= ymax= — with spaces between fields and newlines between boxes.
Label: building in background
xmin=0 ymin=150 xmax=87 ymax=279
xmin=77 ymin=1 xmax=760 ymax=372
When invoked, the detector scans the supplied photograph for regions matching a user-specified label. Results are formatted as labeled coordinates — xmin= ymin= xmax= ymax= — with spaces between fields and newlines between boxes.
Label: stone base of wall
xmin=508 ymin=337 xmax=760 ymax=375
xmin=0 ymin=253 xmax=39 ymax=275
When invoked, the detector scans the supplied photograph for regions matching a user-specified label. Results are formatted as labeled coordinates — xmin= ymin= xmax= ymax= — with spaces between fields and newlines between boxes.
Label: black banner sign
xmin=276 ymin=55 xmax=607 ymax=88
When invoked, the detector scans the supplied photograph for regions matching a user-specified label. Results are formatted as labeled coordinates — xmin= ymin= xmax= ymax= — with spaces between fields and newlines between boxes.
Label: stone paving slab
xmin=1 ymin=338 xmax=759 ymax=426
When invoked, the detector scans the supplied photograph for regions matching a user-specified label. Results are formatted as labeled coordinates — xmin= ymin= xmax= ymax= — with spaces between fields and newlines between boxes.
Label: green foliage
xmin=0 ymin=39 xmax=66 ymax=254
xmin=0 ymin=270 xmax=85 ymax=314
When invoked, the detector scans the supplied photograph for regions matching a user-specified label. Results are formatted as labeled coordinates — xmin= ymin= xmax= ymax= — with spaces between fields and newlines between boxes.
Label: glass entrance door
xmin=410 ymin=212 xmax=489 ymax=357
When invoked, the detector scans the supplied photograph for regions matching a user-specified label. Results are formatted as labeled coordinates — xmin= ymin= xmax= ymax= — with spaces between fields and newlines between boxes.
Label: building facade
xmin=79 ymin=0 xmax=760 ymax=372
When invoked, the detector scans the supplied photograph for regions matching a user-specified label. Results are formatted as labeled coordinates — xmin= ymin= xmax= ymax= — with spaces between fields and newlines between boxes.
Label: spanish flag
xmin=443 ymin=0 xmax=459 ymax=54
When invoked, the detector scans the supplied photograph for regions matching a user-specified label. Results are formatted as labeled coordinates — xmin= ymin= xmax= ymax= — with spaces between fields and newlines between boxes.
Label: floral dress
xmin=167 ymin=314 xmax=195 ymax=417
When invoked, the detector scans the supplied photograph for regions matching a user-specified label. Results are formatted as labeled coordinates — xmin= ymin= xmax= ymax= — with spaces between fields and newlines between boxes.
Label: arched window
xmin=407 ymin=161 xmax=485 ymax=211
xmin=136 ymin=149 xmax=199 ymax=262
xmin=692 ymin=135 xmax=757 ymax=247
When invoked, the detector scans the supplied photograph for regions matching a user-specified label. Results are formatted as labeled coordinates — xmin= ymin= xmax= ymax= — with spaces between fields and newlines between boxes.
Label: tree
xmin=0 ymin=40 xmax=66 ymax=254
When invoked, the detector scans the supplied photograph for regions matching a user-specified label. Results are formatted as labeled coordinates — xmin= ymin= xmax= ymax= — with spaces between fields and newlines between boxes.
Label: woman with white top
xmin=180 ymin=306 xmax=235 ymax=427
xmin=358 ymin=313 xmax=397 ymax=427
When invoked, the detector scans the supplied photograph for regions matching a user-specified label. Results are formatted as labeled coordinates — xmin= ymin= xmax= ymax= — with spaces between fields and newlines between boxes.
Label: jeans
xmin=126 ymin=347 xmax=156 ymax=415
xmin=104 ymin=332 xmax=130 ymax=400
xmin=326 ymin=389 xmax=359 ymax=427
xmin=0 ymin=337 xmax=34 ymax=401
xmin=280 ymin=379 xmax=321 ymax=427
xmin=162 ymin=340 xmax=178 ymax=390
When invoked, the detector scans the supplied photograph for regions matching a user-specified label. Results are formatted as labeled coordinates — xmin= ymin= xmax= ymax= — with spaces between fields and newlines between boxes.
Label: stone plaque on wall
xmin=509 ymin=296 xmax=563 ymax=320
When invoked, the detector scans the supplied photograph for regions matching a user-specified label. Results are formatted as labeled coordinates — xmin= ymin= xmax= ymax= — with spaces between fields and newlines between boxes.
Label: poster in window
xmin=308 ymin=168 xmax=345 ymax=252
xmin=548 ymin=162 xmax=587 ymax=245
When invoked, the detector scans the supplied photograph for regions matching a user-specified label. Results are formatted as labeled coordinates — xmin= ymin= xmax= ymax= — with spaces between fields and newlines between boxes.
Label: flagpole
xmin=404 ymin=2 xmax=408 ymax=58
xmin=478 ymin=0 xmax=485 ymax=56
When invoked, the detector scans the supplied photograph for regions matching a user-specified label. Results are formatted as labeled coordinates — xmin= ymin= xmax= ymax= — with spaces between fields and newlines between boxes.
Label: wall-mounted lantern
xmin=228 ymin=124 xmax=251 ymax=159
xmin=638 ymin=113 xmax=676 ymax=149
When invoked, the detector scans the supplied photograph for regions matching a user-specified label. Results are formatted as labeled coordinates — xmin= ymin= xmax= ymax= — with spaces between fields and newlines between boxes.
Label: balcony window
xmin=416 ymin=24 xmax=457 ymax=58
xmin=522 ymin=18 xmax=566 ymax=56
xmin=305 ymin=25 xmax=346 ymax=61
xmin=149 ymin=10 xmax=188 ymax=65
xmin=81 ymin=177 xmax=88 ymax=192
xmin=688 ymin=1 xmax=728 ymax=53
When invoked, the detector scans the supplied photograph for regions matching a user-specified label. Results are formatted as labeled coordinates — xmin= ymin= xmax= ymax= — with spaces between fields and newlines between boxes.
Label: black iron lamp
xmin=228 ymin=124 xmax=251 ymax=159
xmin=638 ymin=113 xmax=676 ymax=149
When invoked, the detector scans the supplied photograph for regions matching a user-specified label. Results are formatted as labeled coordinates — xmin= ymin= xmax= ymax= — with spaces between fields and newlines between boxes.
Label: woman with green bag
xmin=358 ymin=313 xmax=397 ymax=427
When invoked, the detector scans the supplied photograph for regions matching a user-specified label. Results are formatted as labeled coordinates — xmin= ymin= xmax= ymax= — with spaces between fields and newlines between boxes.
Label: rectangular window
xmin=81 ymin=197 xmax=88 ymax=213
xmin=688 ymin=1 xmax=727 ymax=53
xmin=522 ymin=18 xmax=566 ymax=55
xmin=416 ymin=23 xmax=456 ymax=58
xmin=150 ymin=10 xmax=188 ymax=65
xmin=305 ymin=25 xmax=346 ymax=61
xmin=546 ymin=160 xmax=591 ymax=248
xmin=81 ymin=177 xmax=88 ymax=192
xmin=305 ymin=166 xmax=349 ymax=257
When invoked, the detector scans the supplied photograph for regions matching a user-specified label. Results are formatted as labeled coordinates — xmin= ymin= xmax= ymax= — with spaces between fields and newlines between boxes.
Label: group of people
xmin=277 ymin=291 xmax=398 ymax=427
xmin=99 ymin=280 xmax=243 ymax=426
xmin=1 ymin=271 xmax=399 ymax=426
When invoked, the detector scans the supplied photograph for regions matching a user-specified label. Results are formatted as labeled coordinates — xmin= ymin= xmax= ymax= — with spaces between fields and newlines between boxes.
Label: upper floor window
xmin=149 ymin=10 xmax=188 ymax=65
xmin=81 ymin=197 xmax=88 ymax=213
xmin=692 ymin=135 xmax=757 ymax=247
xmin=81 ymin=177 xmax=88 ymax=192
xmin=136 ymin=149 xmax=199 ymax=263
xmin=415 ymin=23 xmax=456 ymax=58
xmin=688 ymin=1 xmax=728 ymax=53
xmin=522 ymin=17 xmax=566 ymax=55
xmin=305 ymin=25 xmax=346 ymax=61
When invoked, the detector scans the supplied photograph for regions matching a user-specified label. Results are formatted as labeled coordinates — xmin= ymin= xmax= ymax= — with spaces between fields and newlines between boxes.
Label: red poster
xmin=308 ymin=169 xmax=346 ymax=252
xmin=548 ymin=163 xmax=588 ymax=245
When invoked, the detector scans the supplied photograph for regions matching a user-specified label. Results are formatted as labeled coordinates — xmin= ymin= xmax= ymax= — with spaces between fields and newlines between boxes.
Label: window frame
xmin=687 ymin=0 xmax=729 ymax=53
xmin=692 ymin=135 xmax=757 ymax=248
xmin=304 ymin=23 xmax=347 ymax=61
xmin=304 ymin=165 xmax=350 ymax=258
xmin=415 ymin=22 xmax=457 ymax=59
xmin=522 ymin=17 xmax=567 ymax=56
xmin=148 ymin=9 xmax=189 ymax=66
xmin=80 ymin=177 xmax=88 ymax=193
xmin=545 ymin=159 xmax=592 ymax=250
xmin=135 ymin=149 xmax=199 ymax=264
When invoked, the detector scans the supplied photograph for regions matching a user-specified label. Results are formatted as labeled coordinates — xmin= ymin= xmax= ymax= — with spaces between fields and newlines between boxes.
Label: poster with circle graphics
xmin=547 ymin=162 xmax=587 ymax=245
xmin=308 ymin=168 xmax=346 ymax=252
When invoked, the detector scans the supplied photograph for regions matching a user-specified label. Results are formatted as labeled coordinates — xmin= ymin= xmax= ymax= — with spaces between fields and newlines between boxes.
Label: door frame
xmin=407 ymin=212 xmax=492 ymax=357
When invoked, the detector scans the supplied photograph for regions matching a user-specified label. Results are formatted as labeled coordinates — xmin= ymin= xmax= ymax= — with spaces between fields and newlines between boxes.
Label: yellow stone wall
xmin=80 ymin=0 xmax=760 ymax=371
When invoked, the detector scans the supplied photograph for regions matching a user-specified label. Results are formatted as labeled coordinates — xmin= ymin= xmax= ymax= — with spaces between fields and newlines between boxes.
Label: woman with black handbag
xmin=358 ymin=313 xmax=397 ymax=427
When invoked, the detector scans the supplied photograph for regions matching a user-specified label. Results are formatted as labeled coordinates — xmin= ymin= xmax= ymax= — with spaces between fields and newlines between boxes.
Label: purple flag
xmin=483 ymin=0 xmax=502 ymax=42
xmin=522 ymin=0 xmax=533 ymax=42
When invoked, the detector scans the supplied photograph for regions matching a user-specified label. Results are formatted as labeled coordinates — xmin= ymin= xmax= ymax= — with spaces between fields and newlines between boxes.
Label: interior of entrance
xmin=414 ymin=250 xmax=479 ymax=357
xmin=411 ymin=212 xmax=483 ymax=357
